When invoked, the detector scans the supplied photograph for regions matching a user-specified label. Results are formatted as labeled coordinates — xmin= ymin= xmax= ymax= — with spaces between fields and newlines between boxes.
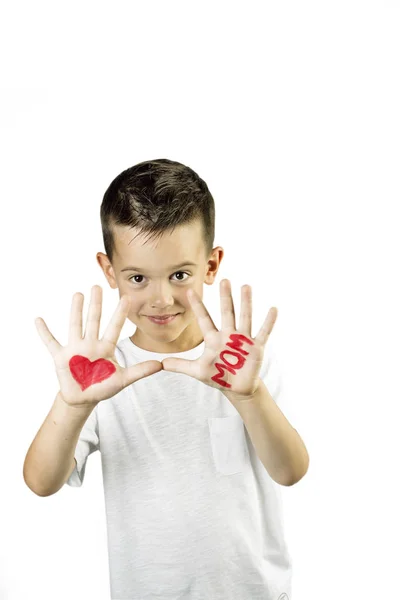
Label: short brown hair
xmin=100 ymin=158 xmax=215 ymax=264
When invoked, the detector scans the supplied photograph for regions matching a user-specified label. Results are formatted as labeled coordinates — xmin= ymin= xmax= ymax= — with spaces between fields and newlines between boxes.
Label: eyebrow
xmin=121 ymin=261 xmax=198 ymax=273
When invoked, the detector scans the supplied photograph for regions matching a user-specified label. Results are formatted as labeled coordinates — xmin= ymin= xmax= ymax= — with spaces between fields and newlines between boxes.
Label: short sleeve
xmin=260 ymin=342 xmax=300 ymax=431
xmin=65 ymin=404 xmax=100 ymax=488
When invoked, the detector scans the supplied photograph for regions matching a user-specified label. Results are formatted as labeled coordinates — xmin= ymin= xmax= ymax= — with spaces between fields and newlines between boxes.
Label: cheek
xmin=183 ymin=292 xmax=198 ymax=311
xmin=125 ymin=299 xmax=141 ymax=315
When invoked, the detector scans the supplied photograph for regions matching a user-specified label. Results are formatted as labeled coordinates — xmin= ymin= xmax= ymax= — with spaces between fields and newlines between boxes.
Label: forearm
xmin=23 ymin=391 xmax=96 ymax=496
xmin=224 ymin=379 xmax=309 ymax=486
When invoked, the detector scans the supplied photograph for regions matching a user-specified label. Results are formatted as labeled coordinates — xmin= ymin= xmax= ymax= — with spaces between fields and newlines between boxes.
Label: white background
xmin=1 ymin=1 xmax=399 ymax=598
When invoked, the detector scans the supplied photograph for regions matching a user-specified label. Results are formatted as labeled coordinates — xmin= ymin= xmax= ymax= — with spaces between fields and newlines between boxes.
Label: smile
xmin=146 ymin=314 xmax=179 ymax=325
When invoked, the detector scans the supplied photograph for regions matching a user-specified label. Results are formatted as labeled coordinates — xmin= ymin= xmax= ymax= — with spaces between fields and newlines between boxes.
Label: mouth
xmin=146 ymin=313 xmax=180 ymax=325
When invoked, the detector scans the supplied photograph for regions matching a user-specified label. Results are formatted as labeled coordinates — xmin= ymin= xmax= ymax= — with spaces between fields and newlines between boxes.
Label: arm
xmin=23 ymin=391 xmax=98 ymax=497
xmin=225 ymin=378 xmax=309 ymax=486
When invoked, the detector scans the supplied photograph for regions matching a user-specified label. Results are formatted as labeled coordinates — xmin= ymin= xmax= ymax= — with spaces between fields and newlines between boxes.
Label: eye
xmin=172 ymin=271 xmax=189 ymax=281
xmin=129 ymin=271 xmax=190 ymax=284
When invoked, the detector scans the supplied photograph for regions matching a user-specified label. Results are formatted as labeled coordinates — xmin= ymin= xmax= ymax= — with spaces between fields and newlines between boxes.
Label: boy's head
xmin=96 ymin=158 xmax=224 ymax=353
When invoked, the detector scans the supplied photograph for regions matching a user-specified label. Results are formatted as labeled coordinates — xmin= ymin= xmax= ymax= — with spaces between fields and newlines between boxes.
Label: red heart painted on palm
xmin=69 ymin=355 xmax=116 ymax=391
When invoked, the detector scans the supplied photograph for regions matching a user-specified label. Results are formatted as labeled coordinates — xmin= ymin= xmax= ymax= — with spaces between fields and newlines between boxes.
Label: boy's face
xmin=96 ymin=219 xmax=224 ymax=353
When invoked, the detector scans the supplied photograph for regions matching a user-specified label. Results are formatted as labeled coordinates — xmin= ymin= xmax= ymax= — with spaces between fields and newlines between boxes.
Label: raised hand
xmin=162 ymin=279 xmax=278 ymax=402
xmin=34 ymin=285 xmax=163 ymax=407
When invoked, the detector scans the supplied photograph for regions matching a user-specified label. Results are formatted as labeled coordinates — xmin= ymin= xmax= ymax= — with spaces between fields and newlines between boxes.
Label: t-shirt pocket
xmin=208 ymin=414 xmax=250 ymax=475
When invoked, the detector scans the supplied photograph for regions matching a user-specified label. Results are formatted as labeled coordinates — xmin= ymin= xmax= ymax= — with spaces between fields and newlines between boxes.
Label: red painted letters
xmin=211 ymin=333 xmax=254 ymax=388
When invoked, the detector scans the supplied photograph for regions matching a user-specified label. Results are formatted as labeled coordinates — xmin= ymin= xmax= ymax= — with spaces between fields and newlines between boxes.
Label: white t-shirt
xmin=66 ymin=336 xmax=297 ymax=600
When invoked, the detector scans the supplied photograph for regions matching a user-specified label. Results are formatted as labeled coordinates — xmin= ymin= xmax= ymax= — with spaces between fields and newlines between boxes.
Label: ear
xmin=96 ymin=252 xmax=118 ymax=289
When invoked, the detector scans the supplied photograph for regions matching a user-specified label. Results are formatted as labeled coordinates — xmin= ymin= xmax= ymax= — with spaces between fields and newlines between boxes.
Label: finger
xmin=101 ymin=294 xmax=131 ymax=346
xmin=68 ymin=292 xmax=84 ymax=345
xmin=239 ymin=284 xmax=252 ymax=338
xmin=187 ymin=289 xmax=217 ymax=337
xmin=121 ymin=359 xmax=162 ymax=388
xmin=162 ymin=357 xmax=197 ymax=378
xmin=34 ymin=317 xmax=62 ymax=359
xmin=220 ymin=279 xmax=236 ymax=331
xmin=255 ymin=307 xmax=278 ymax=346
xmin=84 ymin=285 xmax=102 ymax=340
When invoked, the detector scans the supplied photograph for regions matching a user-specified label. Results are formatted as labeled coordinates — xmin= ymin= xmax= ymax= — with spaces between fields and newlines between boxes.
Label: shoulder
xmin=114 ymin=337 xmax=130 ymax=367
xmin=259 ymin=341 xmax=280 ymax=380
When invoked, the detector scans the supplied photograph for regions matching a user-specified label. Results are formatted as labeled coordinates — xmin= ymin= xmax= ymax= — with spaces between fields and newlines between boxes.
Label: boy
xmin=23 ymin=158 xmax=309 ymax=600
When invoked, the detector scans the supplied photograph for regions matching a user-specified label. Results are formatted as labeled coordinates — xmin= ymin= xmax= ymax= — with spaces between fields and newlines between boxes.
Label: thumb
xmin=121 ymin=360 xmax=163 ymax=387
xmin=162 ymin=357 xmax=195 ymax=377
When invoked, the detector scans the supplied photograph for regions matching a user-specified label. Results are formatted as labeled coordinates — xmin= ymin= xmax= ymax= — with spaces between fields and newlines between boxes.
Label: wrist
xmin=223 ymin=378 xmax=262 ymax=405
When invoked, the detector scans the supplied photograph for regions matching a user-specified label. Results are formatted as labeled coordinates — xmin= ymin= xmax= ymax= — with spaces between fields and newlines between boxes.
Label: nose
xmin=149 ymin=281 xmax=175 ymax=309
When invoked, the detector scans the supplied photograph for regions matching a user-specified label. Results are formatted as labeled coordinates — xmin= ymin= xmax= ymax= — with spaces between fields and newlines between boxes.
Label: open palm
xmin=35 ymin=285 xmax=163 ymax=407
xmin=162 ymin=279 xmax=278 ymax=401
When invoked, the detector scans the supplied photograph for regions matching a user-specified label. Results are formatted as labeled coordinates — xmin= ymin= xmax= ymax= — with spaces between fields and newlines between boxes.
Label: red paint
xmin=211 ymin=334 xmax=254 ymax=388
xmin=69 ymin=355 xmax=116 ymax=391
xmin=225 ymin=333 xmax=252 ymax=356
